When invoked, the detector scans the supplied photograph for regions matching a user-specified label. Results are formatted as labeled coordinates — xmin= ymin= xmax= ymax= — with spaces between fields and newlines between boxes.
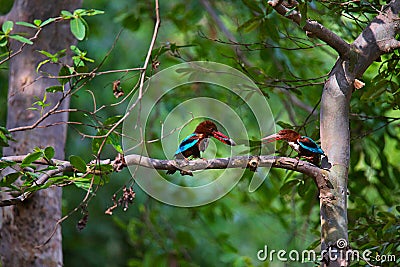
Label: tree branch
xmin=0 ymin=154 xmax=330 ymax=207
xmin=377 ymin=38 xmax=400 ymax=53
xmin=268 ymin=1 xmax=351 ymax=58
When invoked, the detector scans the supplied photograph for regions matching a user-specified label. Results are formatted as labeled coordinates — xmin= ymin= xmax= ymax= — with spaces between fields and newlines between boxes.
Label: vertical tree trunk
xmin=0 ymin=0 xmax=81 ymax=266
xmin=320 ymin=1 xmax=400 ymax=266
xmin=320 ymin=60 xmax=352 ymax=267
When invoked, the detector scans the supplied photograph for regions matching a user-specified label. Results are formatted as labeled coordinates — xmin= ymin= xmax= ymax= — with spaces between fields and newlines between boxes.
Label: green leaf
xmin=70 ymin=45 xmax=81 ymax=54
xmin=69 ymin=155 xmax=87 ymax=172
xmin=73 ymin=181 xmax=91 ymax=192
xmin=73 ymin=175 xmax=107 ymax=192
xmin=21 ymin=151 xmax=43 ymax=167
xmin=92 ymin=137 xmax=103 ymax=155
xmin=0 ymin=159 xmax=16 ymax=169
xmin=70 ymin=17 xmax=86 ymax=40
xmin=0 ymin=39 xmax=8 ymax=47
xmin=46 ymin=85 xmax=64 ymax=93
xmin=58 ymin=65 xmax=71 ymax=85
xmin=40 ymin=17 xmax=57 ymax=27
xmin=299 ymin=3 xmax=308 ymax=27
xmin=38 ymin=50 xmax=53 ymax=57
xmin=75 ymin=65 xmax=88 ymax=73
xmin=108 ymin=133 xmax=123 ymax=154
xmin=36 ymin=59 xmax=50 ymax=72
xmin=33 ymin=19 xmax=42 ymax=27
xmin=0 ymin=172 xmax=20 ymax=187
xmin=104 ymin=115 xmax=123 ymax=126
xmin=82 ymin=9 xmax=104 ymax=16
xmin=382 ymin=220 xmax=394 ymax=233
xmin=44 ymin=146 xmax=55 ymax=160
xmin=90 ymin=163 xmax=113 ymax=173
xmin=377 ymin=211 xmax=396 ymax=219
xmin=0 ymin=126 xmax=10 ymax=134
xmin=9 ymin=34 xmax=33 ymax=45
xmin=16 ymin=21 xmax=37 ymax=29
xmin=0 ymin=131 xmax=9 ymax=147
xmin=37 ymin=49 xmax=66 ymax=64
xmin=61 ymin=10 xmax=73 ymax=19
xmin=73 ymin=8 xmax=86 ymax=16
xmin=2 ymin=21 xmax=13 ymax=34
xmin=46 ymin=175 xmax=70 ymax=187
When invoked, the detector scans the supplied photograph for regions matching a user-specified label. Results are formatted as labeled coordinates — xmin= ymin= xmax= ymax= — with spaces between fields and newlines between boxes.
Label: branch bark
xmin=268 ymin=1 xmax=351 ymax=58
xmin=320 ymin=2 xmax=400 ymax=266
xmin=269 ymin=1 xmax=400 ymax=266
xmin=0 ymin=154 xmax=330 ymax=207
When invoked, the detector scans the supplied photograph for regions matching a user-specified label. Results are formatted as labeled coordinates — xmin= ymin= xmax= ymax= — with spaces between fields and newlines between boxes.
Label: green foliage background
xmin=1 ymin=0 xmax=400 ymax=266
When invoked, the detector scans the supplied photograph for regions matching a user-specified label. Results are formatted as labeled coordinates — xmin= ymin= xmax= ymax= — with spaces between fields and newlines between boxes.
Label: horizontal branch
xmin=0 ymin=154 xmax=330 ymax=207
xmin=268 ymin=0 xmax=351 ymax=58
xmin=123 ymin=154 xmax=322 ymax=176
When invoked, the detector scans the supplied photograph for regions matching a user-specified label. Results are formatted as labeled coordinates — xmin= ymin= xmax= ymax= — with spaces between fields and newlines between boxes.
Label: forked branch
xmin=268 ymin=0 xmax=351 ymax=58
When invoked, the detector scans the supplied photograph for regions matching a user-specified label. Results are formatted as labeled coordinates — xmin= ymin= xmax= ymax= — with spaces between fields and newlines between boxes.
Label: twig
xmin=8 ymin=92 xmax=69 ymax=132
xmin=0 ymin=26 xmax=45 ymax=66
xmin=95 ymin=0 xmax=161 ymax=160
xmin=138 ymin=0 xmax=160 ymax=100
xmin=44 ymin=67 xmax=144 ymax=80
xmin=199 ymin=32 xmax=324 ymax=51
xmin=268 ymin=1 xmax=351 ymax=58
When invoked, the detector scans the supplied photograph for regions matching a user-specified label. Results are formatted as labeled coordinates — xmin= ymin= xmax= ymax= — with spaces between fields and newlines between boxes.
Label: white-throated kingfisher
xmin=262 ymin=129 xmax=325 ymax=165
xmin=167 ymin=120 xmax=236 ymax=174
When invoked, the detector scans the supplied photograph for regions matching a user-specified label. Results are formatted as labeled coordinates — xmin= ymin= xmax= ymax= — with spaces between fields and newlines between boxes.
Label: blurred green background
xmin=1 ymin=0 xmax=400 ymax=266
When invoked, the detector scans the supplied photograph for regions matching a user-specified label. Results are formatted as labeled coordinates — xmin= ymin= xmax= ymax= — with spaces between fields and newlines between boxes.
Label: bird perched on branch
xmin=262 ymin=129 xmax=325 ymax=165
xmin=167 ymin=120 xmax=236 ymax=174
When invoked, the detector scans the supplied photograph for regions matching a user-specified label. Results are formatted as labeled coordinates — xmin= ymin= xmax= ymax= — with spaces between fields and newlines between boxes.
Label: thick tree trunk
xmin=320 ymin=60 xmax=352 ymax=267
xmin=0 ymin=0 xmax=81 ymax=266
xmin=320 ymin=1 xmax=400 ymax=266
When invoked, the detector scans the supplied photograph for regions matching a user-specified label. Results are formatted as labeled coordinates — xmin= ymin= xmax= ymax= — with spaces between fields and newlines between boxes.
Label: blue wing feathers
xmin=174 ymin=133 xmax=199 ymax=155
xmin=299 ymin=136 xmax=325 ymax=155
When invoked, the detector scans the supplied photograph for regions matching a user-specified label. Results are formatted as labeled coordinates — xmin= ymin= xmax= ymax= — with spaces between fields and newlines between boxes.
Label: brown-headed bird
xmin=167 ymin=120 xmax=236 ymax=174
xmin=262 ymin=129 xmax=325 ymax=165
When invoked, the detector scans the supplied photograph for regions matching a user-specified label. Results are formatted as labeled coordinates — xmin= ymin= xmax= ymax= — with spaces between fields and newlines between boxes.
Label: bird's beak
xmin=261 ymin=133 xmax=279 ymax=143
xmin=212 ymin=131 xmax=236 ymax=146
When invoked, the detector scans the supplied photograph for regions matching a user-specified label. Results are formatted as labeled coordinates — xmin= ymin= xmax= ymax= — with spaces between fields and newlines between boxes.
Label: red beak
xmin=212 ymin=131 xmax=236 ymax=146
xmin=261 ymin=133 xmax=280 ymax=143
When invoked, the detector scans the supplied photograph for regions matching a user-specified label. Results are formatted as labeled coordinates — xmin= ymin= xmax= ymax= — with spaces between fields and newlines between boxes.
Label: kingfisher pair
xmin=167 ymin=121 xmax=325 ymax=174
